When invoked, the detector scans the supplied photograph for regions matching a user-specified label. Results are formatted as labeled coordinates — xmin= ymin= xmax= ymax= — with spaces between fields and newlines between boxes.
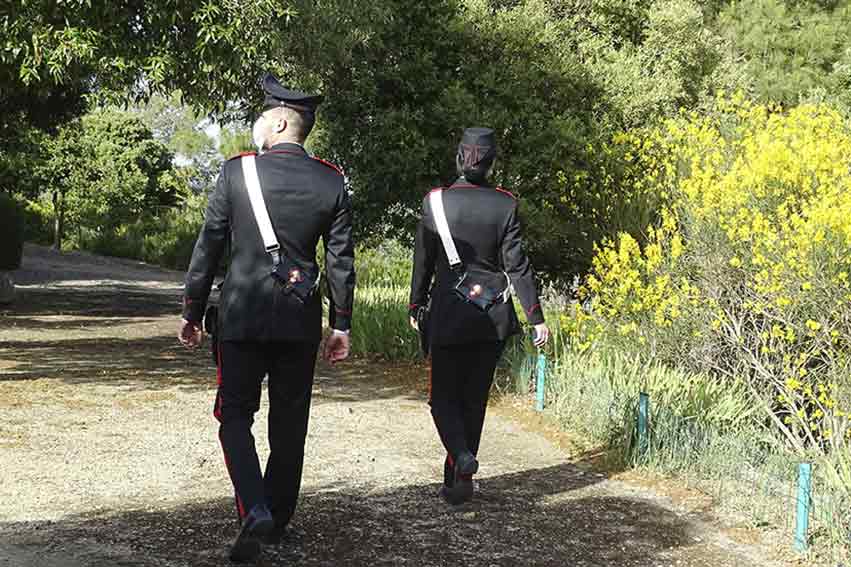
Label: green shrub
xmin=0 ymin=193 xmax=24 ymax=269
xmin=138 ymin=195 xmax=206 ymax=270
xmin=77 ymin=192 xmax=206 ymax=270
xmin=22 ymin=198 xmax=54 ymax=245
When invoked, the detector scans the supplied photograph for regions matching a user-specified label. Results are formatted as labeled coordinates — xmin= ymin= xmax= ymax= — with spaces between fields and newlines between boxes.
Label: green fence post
xmin=795 ymin=462 xmax=812 ymax=552
xmin=637 ymin=392 xmax=650 ymax=457
xmin=535 ymin=353 xmax=546 ymax=411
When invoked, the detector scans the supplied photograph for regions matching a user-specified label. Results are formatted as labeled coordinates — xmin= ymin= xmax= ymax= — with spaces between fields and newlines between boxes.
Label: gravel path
xmin=0 ymin=245 xmax=785 ymax=566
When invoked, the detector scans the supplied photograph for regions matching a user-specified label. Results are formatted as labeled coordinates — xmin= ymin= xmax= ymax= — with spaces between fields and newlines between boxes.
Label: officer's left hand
xmin=324 ymin=330 xmax=350 ymax=364
xmin=178 ymin=318 xmax=203 ymax=348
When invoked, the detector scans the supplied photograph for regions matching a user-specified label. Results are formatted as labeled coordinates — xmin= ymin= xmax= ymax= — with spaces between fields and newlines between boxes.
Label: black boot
xmin=229 ymin=504 xmax=274 ymax=563
xmin=439 ymin=451 xmax=478 ymax=505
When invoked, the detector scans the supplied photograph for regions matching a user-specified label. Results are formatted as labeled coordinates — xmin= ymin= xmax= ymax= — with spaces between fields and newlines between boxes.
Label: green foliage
xmin=135 ymin=93 xmax=220 ymax=191
xmin=348 ymin=241 xmax=419 ymax=360
xmin=286 ymin=0 xmax=732 ymax=276
xmin=503 ymin=332 xmax=756 ymax=436
xmin=218 ymin=129 xmax=255 ymax=160
xmin=0 ymin=1 xmax=297 ymax=110
xmin=0 ymin=192 xmax=23 ymax=269
xmin=35 ymin=108 xmax=179 ymax=248
xmin=573 ymin=0 xmax=727 ymax=127
xmin=717 ymin=0 xmax=851 ymax=107
xmin=21 ymin=199 xmax=52 ymax=244
xmin=500 ymin=322 xmax=849 ymax=559
xmin=5 ymin=0 xmax=851 ymax=278
xmin=80 ymin=192 xmax=207 ymax=270
xmin=575 ymin=99 xmax=851 ymax=458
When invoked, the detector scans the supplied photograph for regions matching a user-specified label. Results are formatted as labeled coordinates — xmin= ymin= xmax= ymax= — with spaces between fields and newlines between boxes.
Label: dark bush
xmin=0 ymin=193 xmax=24 ymax=270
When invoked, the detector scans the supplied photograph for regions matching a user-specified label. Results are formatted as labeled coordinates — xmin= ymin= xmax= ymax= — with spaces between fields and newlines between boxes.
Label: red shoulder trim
xmin=427 ymin=187 xmax=445 ymax=195
xmin=226 ymin=151 xmax=257 ymax=162
xmin=495 ymin=186 xmax=516 ymax=199
xmin=311 ymin=156 xmax=343 ymax=175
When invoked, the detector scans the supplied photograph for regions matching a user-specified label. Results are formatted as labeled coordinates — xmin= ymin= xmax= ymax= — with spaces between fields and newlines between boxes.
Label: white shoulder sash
xmin=429 ymin=190 xmax=462 ymax=269
xmin=241 ymin=155 xmax=281 ymax=262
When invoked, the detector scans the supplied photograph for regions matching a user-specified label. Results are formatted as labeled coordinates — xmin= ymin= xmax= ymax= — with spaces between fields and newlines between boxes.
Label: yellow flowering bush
xmin=578 ymin=95 xmax=851 ymax=455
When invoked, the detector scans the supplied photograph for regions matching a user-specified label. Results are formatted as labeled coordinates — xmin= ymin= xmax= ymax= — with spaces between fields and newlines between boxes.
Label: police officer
xmin=179 ymin=74 xmax=355 ymax=562
xmin=409 ymin=127 xmax=549 ymax=505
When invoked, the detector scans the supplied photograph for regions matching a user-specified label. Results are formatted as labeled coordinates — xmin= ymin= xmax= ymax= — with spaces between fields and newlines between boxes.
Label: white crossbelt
xmin=241 ymin=155 xmax=281 ymax=264
xmin=429 ymin=190 xmax=462 ymax=269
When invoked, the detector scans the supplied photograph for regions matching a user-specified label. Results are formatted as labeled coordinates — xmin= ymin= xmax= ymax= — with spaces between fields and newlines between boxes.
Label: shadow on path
xmin=1 ymin=332 xmax=429 ymax=406
xmin=0 ymin=460 xmax=696 ymax=567
xmin=0 ymin=334 xmax=212 ymax=389
xmin=1 ymin=287 xmax=181 ymax=318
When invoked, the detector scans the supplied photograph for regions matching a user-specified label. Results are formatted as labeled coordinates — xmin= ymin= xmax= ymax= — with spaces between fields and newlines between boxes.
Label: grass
xmin=348 ymin=240 xmax=420 ymax=360
xmin=500 ymin=326 xmax=850 ymax=565
xmin=351 ymin=283 xmax=419 ymax=360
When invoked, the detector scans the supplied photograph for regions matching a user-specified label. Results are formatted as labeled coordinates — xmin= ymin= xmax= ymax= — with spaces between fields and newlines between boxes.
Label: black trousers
xmin=214 ymin=340 xmax=319 ymax=525
xmin=429 ymin=341 xmax=505 ymax=486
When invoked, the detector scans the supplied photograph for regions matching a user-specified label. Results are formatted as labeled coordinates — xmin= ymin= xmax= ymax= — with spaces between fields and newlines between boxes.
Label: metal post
xmin=637 ymin=392 xmax=650 ymax=457
xmin=795 ymin=462 xmax=813 ymax=552
xmin=535 ymin=353 xmax=546 ymax=411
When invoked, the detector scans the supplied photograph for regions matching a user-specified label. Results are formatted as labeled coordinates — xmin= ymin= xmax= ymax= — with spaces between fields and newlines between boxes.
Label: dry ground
xmin=0 ymin=245 xmax=786 ymax=566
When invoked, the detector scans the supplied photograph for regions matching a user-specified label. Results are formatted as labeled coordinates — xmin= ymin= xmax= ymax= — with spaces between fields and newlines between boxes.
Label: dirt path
xmin=0 ymin=245 xmax=783 ymax=566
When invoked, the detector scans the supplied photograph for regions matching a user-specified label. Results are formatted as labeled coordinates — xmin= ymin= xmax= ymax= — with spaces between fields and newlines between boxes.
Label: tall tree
xmin=36 ymin=109 xmax=176 ymax=249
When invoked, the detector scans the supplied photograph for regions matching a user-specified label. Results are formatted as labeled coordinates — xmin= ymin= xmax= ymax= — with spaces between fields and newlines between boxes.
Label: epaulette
xmin=226 ymin=151 xmax=257 ymax=162
xmin=495 ymin=186 xmax=516 ymax=199
xmin=311 ymin=156 xmax=343 ymax=175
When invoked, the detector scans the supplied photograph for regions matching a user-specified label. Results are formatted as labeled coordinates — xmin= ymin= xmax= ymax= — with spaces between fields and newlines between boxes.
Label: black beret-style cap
xmin=458 ymin=127 xmax=497 ymax=167
xmin=262 ymin=73 xmax=323 ymax=111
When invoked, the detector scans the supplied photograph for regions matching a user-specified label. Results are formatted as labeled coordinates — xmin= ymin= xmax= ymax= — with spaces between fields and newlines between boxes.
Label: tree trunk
xmin=52 ymin=190 xmax=63 ymax=251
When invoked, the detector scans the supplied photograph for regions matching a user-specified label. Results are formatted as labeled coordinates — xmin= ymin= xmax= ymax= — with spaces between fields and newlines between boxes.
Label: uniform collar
xmin=267 ymin=141 xmax=308 ymax=155
xmin=450 ymin=176 xmax=487 ymax=189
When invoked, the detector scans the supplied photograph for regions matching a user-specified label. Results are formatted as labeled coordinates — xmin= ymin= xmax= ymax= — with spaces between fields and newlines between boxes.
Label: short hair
xmin=266 ymin=105 xmax=315 ymax=142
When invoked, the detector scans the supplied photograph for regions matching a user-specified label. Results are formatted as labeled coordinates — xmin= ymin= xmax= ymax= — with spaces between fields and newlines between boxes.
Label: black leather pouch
xmin=271 ymin=255 xmax=319 ymax=303
xmin=453 ymin=270 xmax=508 ymax=312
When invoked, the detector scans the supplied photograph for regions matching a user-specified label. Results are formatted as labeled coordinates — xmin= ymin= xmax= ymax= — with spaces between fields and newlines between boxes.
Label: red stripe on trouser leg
xmin=220 ymin=430 xmax=246 ymax=519
xmin=447 ymin=452 xmax=454 ymax=467
xmin=236 ymin=492 xmax=246 ymax=519
xmin=214 ymin=345 xmax=245 ymax=520
xmin=216 ymin=343 xmax=223 ymax=386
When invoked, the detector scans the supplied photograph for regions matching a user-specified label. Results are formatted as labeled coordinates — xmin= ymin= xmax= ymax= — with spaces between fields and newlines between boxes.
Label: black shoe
xmin=261 ymin=523 xmax=290 ymax=546
xmin=229 ymin=504 xmax=274 ymax=563
xmin=438 ymin=484 xmax=457 ymax=505
xmin=439 ymin=452 xmax=479 ymax=506
xmin=454 ymin=451 xmax=479 ymax=477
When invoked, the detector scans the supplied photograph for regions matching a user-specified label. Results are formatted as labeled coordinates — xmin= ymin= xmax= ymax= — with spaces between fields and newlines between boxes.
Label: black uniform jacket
xmin=183 ymin=142 xmax=355 ymax=343
xmin=409 ymin=178 xmax=544 ymax=346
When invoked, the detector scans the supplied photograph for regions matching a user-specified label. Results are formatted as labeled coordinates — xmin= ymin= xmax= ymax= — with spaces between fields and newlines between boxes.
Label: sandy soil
xmin=0 ymin=245 xmax=787 ymax=566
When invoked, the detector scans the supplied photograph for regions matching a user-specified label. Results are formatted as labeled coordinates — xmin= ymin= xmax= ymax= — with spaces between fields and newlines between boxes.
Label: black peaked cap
xmin=262 ymin=73 xmax=323 ymax=111
xmin=458 ymin=127 xmax=497 ymax=166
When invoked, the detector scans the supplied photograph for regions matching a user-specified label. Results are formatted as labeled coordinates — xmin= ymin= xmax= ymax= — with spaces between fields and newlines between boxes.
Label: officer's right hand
xmin=178 ymin=318 xmax=203 ymax=349
xmin=533 ymin=323 xmax=550 ymax=348
xmin=324 ymin=330 xmax=350 ymax=364
xmin=409 ymin=316 xmax=419 ymax=331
